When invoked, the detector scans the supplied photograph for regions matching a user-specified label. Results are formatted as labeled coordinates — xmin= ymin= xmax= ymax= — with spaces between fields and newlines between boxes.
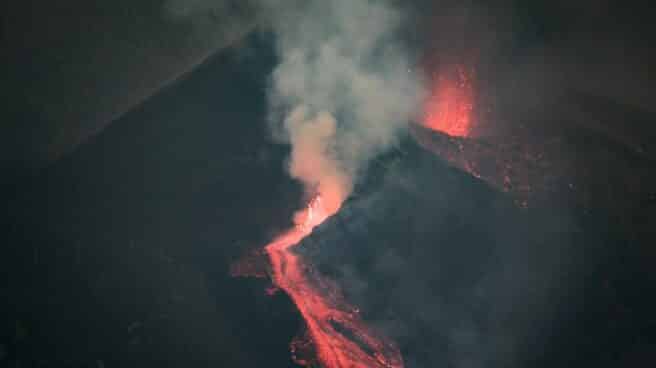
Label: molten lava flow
xmin=265 ymin=195 xmax=403 ymax=368
xmin=423 ymin=64 xmax=474 ymax=138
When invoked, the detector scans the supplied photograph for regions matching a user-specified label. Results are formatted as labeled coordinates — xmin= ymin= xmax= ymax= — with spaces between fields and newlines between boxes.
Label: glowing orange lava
xmin=423 ymin=64 xmax=474 ymax=138
xmin=265 ymin=195 xmax=403 ymax=368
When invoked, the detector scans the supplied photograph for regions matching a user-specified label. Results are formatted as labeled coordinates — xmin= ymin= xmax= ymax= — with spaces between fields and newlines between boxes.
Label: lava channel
xmin=265 ymin=195 xmax=404 ymax=368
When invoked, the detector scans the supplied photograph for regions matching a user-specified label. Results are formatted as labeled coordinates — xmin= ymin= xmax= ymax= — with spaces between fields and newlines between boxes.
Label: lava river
xmin=265 ymin=195 xmax=404 ymax=368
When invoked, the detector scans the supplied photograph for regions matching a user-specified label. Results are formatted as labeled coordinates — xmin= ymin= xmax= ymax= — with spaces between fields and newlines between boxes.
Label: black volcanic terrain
xmin=300 ymin=129 xmax=656 ymax=367
xmin=2 ymin=34 xmax=305 ymax=368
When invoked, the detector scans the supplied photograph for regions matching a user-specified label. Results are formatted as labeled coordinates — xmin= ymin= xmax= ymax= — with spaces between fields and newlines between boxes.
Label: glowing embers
xmin=423 ymin=64 xmax=475 ymax=138
xmin=265 ymin=195 xmax=403 ymax=368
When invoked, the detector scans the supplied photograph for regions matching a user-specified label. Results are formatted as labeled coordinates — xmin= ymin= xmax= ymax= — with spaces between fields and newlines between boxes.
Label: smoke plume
xmin=263 ymin=0 xmax=424 ymax=203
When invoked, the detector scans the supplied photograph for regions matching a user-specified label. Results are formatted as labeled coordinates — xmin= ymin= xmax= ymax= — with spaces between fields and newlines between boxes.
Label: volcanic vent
xmin=264 ymin=194 xmax=403 ymax=368
xmin=237 ymin=0 xmax=423 ymax=366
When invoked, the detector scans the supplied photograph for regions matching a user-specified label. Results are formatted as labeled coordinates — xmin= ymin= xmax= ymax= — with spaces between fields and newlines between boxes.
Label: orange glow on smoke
xmin=423 ymin=64 xmax=474 ymax=137
xmin=265 ymin=195 xmax=403 ymax=368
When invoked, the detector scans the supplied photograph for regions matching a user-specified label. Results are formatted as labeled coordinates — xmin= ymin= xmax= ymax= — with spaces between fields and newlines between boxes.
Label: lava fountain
xmin=264 ymin=194 xmax=404 ymax=368
xmin=422 ymin=64 xmax=475 ymax=138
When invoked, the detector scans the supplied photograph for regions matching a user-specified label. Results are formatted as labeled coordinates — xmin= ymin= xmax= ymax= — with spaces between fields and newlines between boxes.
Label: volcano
xmin=4 ymin=35 xmax=656 ymax=367
xmin=3 ymin=2 xmax=656 ymax=367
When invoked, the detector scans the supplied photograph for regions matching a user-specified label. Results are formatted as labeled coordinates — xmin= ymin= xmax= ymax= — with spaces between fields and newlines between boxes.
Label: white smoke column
xmin=285 ymin=106 xmax=351 ymax=216
xmin=264 ymin=0 xmax=424 ymax=202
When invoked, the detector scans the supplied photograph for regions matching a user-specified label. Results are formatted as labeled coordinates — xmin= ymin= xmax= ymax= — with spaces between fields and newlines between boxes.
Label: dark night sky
xmin=2 ymin=1 xmax=655 ymax=367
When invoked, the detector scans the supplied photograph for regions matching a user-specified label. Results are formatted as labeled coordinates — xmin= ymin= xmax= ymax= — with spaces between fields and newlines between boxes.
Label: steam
xmin=263 ymin=0 xmax=424 ymax=204
xmin=284 ymin=107 xmax=351 ymax=215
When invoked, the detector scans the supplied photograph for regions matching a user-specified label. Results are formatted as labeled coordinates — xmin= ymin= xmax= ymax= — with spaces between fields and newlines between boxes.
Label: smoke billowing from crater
xmin=262 ymin=0 xmax=424 ymax=200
